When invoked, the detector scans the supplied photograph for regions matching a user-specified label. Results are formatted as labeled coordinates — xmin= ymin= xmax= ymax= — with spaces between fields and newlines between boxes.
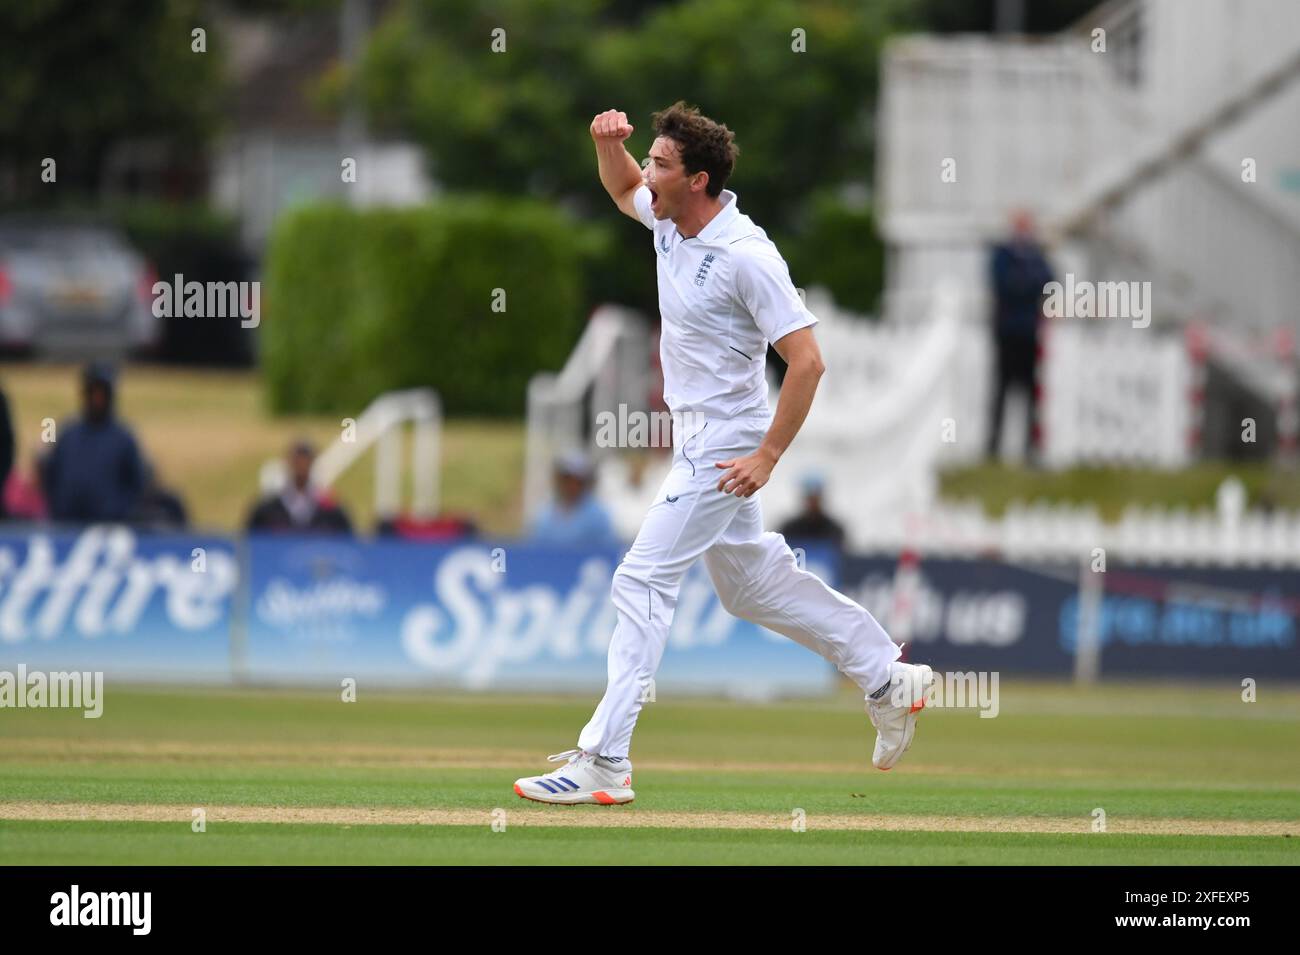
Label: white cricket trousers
xmin=577 ymin=411 xmax=901 ymax=759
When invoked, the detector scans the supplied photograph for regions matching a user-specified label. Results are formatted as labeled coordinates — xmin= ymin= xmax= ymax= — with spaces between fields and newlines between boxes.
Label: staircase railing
xmin=259 ymin=388 xmax=442 ymax=520
xmin=523 ymin=305 xmax=651 ymax=523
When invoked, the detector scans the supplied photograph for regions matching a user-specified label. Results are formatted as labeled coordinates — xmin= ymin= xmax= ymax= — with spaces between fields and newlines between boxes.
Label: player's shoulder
xmin=726 ymin=226 xmax=789 ymax=278
xmin=722 ymin=208 xmax=781 ymax=257
xmin=721 ymin=209 xmax=766 ymax=248
xmin=650 ymin=215 xmax=675 ymax=254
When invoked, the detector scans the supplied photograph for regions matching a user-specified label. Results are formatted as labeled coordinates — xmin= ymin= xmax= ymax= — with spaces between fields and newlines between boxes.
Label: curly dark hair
xmin=651 ymin=101 xmax=739 ymax=198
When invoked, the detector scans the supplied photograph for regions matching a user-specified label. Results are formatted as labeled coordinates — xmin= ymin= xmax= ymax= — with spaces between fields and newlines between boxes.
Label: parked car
xmin=0 ymin=218 xmax=160 ymax=359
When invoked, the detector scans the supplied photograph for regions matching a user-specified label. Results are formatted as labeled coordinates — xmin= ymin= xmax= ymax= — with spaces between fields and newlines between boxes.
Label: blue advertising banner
xmin=0 ymin=526 xmax=238 ymax=679
xmin=1058 ymin=564 xmax=1297 ymax=678
xmin=841 ymin=555 xmax=1076 ymax=675
xmin=244 ymin=537 xmax=840 ymax=696
xmin=8 ymin=526 xmax=1288 ymax=686
xmin=841 ymin=555 xmax=1299 ymax=679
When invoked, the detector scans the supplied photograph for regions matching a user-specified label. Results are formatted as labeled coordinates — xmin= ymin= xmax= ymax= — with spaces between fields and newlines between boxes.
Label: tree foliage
xmin=353 ymin=0 xmax=910 ymax=315
xmin=0 ymin=0 xmax=224 ymax=200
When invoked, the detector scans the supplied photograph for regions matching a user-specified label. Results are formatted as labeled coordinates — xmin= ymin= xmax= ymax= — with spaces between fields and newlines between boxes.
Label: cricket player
xmin=514 ymin=103 xmax=933 ymax=805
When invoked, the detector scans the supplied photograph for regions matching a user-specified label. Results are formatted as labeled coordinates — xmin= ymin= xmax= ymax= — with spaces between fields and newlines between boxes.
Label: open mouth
xmin=649 ymin=188 xmax=659 ymax=207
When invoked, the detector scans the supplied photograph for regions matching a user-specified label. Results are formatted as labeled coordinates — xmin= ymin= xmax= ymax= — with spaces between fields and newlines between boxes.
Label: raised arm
xmin=591 ymin=109 xmax=646 ymax=222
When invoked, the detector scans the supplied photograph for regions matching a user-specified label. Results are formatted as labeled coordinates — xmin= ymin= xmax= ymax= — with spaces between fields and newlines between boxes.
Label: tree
xmin=351 ymin=0 xmax=909 ymax=316
xmin=0 ymin=0 xmax=224 ymax=203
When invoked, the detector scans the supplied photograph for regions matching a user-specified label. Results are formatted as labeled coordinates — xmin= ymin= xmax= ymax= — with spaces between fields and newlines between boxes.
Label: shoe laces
xmin=544 ymin=748 xmax=592 ymax=776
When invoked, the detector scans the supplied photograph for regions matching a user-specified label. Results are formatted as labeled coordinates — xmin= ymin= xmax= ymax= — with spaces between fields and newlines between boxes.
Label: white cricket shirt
xmin=633 ymin=184 xmax=817 ymax=418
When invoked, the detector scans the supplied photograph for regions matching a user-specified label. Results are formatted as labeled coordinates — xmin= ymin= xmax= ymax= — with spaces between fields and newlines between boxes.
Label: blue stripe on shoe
xmin=534 ymin=780 xmax=559 ymax=794
xmin=558 ymin=777 xmax=580 ymax=790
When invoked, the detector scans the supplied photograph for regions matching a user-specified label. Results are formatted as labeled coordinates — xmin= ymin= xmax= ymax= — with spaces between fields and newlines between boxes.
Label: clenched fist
xmin=590 ymin=109 xmax=634 ymax=142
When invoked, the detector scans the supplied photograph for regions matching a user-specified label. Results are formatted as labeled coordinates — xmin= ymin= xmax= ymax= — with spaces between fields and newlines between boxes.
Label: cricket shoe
xmin=867 ymin=661 xmax=935 ymax=771
xmin=513 ymin=749 xmax=635 ymax=805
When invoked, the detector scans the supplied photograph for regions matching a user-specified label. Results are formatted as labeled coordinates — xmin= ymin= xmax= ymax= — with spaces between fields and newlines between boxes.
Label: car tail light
xmin=0 ymin=265 xmax=11 ymax=304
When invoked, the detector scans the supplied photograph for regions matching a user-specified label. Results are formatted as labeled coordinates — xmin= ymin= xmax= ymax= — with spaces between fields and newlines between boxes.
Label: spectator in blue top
xmin=530 ymin=450 xmax=618 ymax=547
xmin=41 ymin=362 xmax=145 ymax=524
xmin=988 ymin=208 xmax=1054 ymax=461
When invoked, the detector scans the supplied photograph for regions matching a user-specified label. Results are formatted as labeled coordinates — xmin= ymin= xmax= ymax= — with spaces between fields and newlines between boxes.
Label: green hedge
xmin=262 ymin=197 xmax=609 ymax=416
xmin=104 ymin=200 xmax=241 ymax=263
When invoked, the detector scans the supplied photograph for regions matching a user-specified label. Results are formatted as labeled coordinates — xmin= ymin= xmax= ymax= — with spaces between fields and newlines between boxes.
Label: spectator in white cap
xmin=529 ymin=450 xmax=618 ymax=546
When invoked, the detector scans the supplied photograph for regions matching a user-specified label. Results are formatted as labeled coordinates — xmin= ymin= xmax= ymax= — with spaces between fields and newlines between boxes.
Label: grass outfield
xmin=937 ymin=461 xmax=1300 ymax=519
xmin=0 ymin=681 xmax=1297 ymax=865
xmin=2 ymin=822 xmax=1291 ymax=866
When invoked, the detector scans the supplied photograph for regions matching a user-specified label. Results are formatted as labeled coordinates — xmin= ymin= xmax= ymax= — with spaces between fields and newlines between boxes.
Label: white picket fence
xmin=1039 ymin=322 xmax=1193 ymax=468
xmin=850 ymin=491 xmax=1300 ymax=568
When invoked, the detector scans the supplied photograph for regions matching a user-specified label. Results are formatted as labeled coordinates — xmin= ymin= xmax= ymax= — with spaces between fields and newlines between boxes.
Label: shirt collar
xmin=691 ymin=189 xmax=739 ymax=244
xmin=280 ymin=485 xmax=317 ymax=524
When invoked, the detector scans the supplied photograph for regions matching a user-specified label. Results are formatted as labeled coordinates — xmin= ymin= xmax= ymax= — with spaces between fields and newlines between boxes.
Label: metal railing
xmin=523 ymin=305 xmax=651 ymax=523
xmin=259 ymin=388 xmax=442 ymax=519
xmin=859 ymin=494 xmax=1300 ymax=568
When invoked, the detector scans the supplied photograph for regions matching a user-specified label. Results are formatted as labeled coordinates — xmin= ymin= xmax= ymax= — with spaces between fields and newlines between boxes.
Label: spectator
xmin=246 ymin=439 xmax=352 ymax=534
xmin=41 ymin=363 xmax=145 ymax=524
xmin=778 ymin=473 xmax=846 ymax=550
xmin=988 ymin=208 xmax=1054 ymax=461
xmin=529 ymin=450 xmax=617 ymax=546
xmin=0 ymin=382 xmax=12 ymax=518
xmin=131 ymin=460 xmax=188 ymax=531
xmin=3 ymin=445 xmax=46 ymax=521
